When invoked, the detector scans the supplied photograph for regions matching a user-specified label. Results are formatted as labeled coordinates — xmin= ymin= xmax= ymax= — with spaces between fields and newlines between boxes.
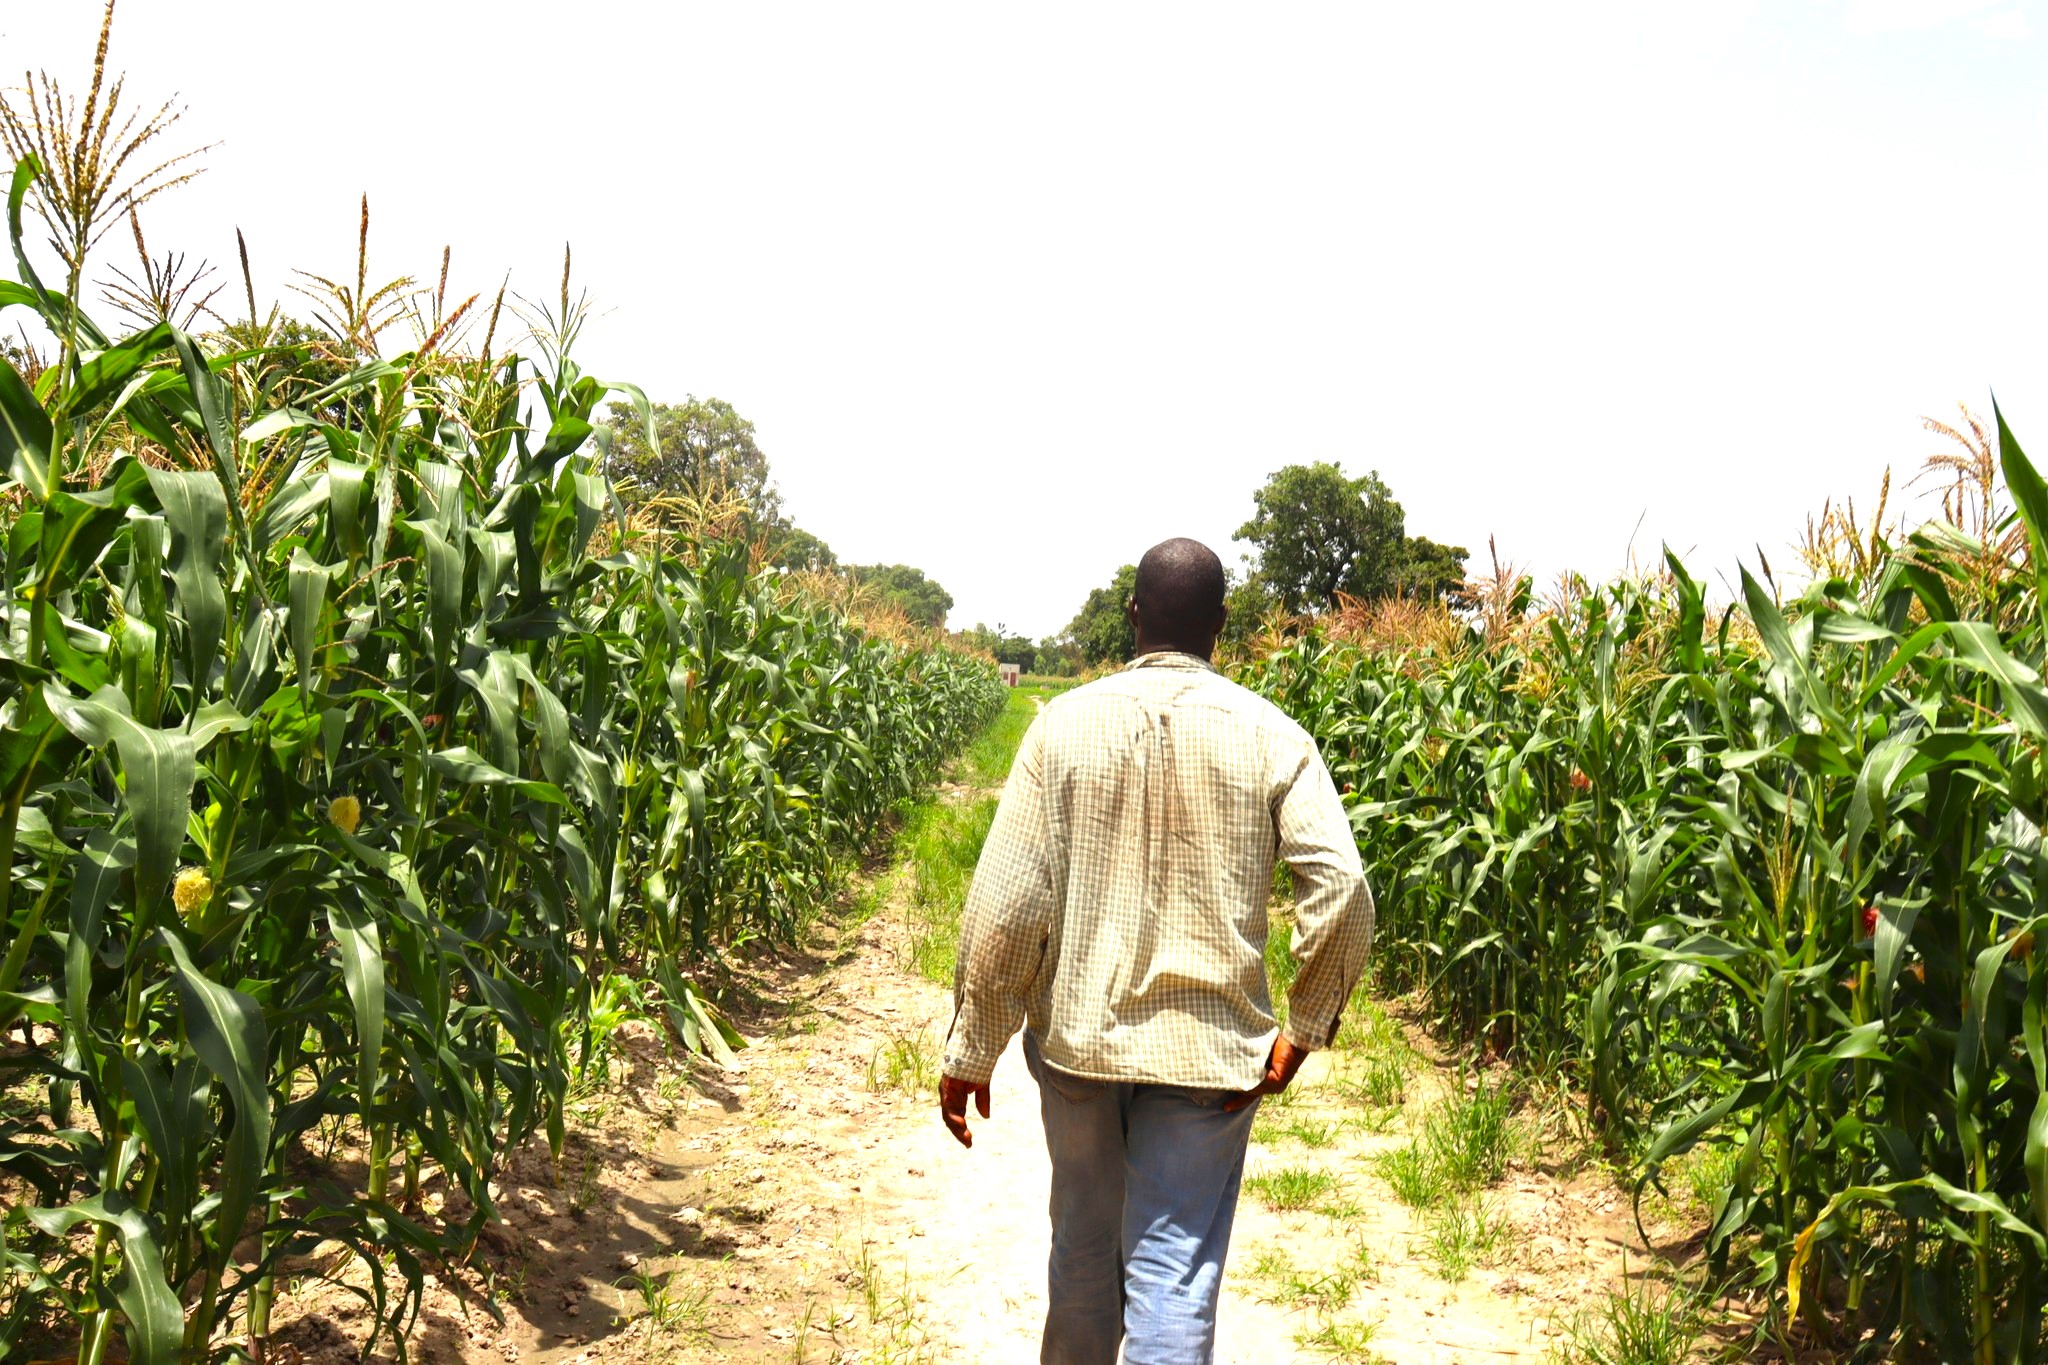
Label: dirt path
xmin=266 ymin=734 xmax=1699 ymax=1365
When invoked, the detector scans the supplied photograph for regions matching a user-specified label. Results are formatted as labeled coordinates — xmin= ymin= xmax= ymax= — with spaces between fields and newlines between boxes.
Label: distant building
xmin=999 ymin=663 xmax=1022 ymax=687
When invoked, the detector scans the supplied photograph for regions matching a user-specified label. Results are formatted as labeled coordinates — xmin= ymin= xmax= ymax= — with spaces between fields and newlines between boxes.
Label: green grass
xmin=1374 ymin=1073 xmax=1519 ymax=1208
xmin=899 ymin=797 xmax=997 ymax=982
xmin=891 ymin=688 xmax=1038 ymax=983
xmin=1292 ymin=1318 xmax=1388 ymax=1363
xmin=1245 ymin=1247 xmax=1359 ymax=1312
xmin=1545 ymin=1274 xmax=1705 ymax=1365
xmin=1430 ymin=1073 xmax=1517 ymax=1186
xmin=1332 ymin=990 xmax=1409 ymax=1055
xmin=614 ymin=1268 xmax=712 ymax=1340
xmin=867 ymin=1025 xmax=941 ymax=1097
xmin=1244 ymin=1165 xmax=1348 ymax=1214
xmin=1374 ymin=1140 xmax=1446 ymax=1208
xmin=1420 ymin=1196 xmax=1509 ymax=1283
xmin=963 ymin=687 xmax=1040 ymax=786
xmin=1266 ymin=910 xmax=1300 ymax=1025
xmin=1332 ymin=1052 xmax=1410 ymax=1110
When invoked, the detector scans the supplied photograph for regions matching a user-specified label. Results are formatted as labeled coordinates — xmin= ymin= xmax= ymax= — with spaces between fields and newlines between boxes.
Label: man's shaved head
xmin=1132 ymin=538 xmax=1227 ymax=646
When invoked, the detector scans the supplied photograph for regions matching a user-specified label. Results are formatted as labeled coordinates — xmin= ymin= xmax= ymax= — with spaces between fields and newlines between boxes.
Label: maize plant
xmin=1247 ymin=417 xmax=2048 ymax=1361
xmin=0 ymin=146 xmax=1002 ymax=1365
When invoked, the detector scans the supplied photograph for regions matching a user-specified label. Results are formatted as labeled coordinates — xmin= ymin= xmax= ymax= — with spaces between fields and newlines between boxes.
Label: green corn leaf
xmin=328 ymin=900 xmax=385 ymax=1129
xmin=287 ymin=548 xmax=333 ymax=703
xmin=8 ymin=158 xmax=104 ymax=347
xmin=144 ymin=466 xmax=230 ymax=689
xmin=168 ymin=327 xmax=242 ymax=516
xmin=65 ymin=829 xmax=133 ymax=1079
xmin=38 ymin=460 xmax=150 ymax=604
xmin=1948 ymin=622 xmax=2048 ymax=739
xmin=45 ymin=686 xmax=246 ymax=909
xmin=23 ymin=1193 xmax=183 ymax=1365
xmin=1995 ymin=397 xmax=2048 ymax=606
xmin=327 ymin=457 xmax=370 ymax=561
xmin=2025 ymin=964 xmax=2048 ymax=1237
xmin=58 ymin=322 xmax=176 ymax=419
xmin=0 ymin=350 xmax=53 ymax=498
xmin=159 ymin=927 xmax=272 ymax=1258
xmin=424 ymin=746 xmax=567 ymax=804
xmin=122 ymin=1050 xmax=201 ymax=1222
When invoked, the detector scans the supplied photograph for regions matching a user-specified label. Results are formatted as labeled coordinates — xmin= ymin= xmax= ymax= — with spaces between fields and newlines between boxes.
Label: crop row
xmin=0 ymin=155 xmax=1005 ymax=1363
xmin=1246 ymin=418 xmax=2048 ymax=1362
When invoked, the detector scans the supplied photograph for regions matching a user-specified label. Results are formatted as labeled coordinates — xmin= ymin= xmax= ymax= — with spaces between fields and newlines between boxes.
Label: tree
xmin=1236 ymin=462 xmax=1406 ymax=614
xmin=847 ymin=563 xmax=954 ymax=628
xmin=1067 ymin=564 xmax=1138 ymax=665
xmin=1219 ymin=570 xmax=1283 ymax=652
xmin=1396 ymin=535 xmax=1470 ymax=605
xmin=602 ymin=396 xmax=780 ymax=518
xmin=1033 ymin=637 xmax=1082 ymax=676
xmin=961 ymin=623 xmax=1036 ymax=668
xmin=768 ymin=525 xmax=837 ymax=573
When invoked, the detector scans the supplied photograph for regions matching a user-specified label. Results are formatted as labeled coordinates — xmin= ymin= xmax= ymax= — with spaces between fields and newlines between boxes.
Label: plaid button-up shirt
xmin=943 ymin=651 xmax=1374 ymax=1089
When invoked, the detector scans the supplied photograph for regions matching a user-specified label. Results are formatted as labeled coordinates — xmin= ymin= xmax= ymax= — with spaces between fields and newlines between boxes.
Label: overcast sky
xmin=6 ymin=1 xmax=2046 ymax=636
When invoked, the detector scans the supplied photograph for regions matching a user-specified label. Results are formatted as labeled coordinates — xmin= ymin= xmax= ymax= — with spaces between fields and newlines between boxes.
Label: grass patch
xmin=1244 ymin=1165 xmax=1350 ymax=1215
xmin=1651 ymin=1141 xmax=1739 ymax=1222
xmin=888 ymin=688 xmax=1036 ymax=983
xmin=898 ymin=797 xmax=997 ymax=982
xmin=613 ymin=1267 xmax=712 ymax=1341
xmin=1431 ymin=1073 xmax=1517 ymax=1186
xmin=866 ymin=1024 xmax=940 ymax=1097
xmin=1266 ymin=907 xmax=1299 ymax=1026
xmin=1332 ymin=1051 xmax=1411 ymax=1110
xmin=1246 ymin=1237 xmax=1378 ymax=1316
xmin=1373 ymin=1072 xmax=1519 ymax=1208
xmin=1420 ymin=1195 xmax=1510 ymax=1282
xmin=1374 ymin=1140 xmax=1445 ymax=1208
xmin=1293 ymin=1318 xmax=1388 ymax=1363
xmin=962 ymin=687 xmax=1040 ymax=786
xmin=1245 ymin=1247 xmax=1360 ymax=1312
xmin=1546 ymin=1274 xmax=1705 ymax=1365
xmin=1332 ymin=989 xmax=1408 ymax=1055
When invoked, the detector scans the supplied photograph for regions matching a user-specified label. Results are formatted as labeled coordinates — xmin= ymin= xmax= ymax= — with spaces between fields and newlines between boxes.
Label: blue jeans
xmin=1023 ymin=1031 xmax=1261 ymax=1365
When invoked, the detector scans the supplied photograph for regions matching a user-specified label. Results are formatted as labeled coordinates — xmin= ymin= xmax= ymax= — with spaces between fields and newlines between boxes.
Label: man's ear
xmin=1126 ymin=597 xmax=1141 ymax=630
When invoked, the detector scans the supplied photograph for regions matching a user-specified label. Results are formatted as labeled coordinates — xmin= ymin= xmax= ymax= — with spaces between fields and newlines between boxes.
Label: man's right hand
xmin=1224 ymin=1035 xmax=1309 ymax=1111
xmin=939 ymin=1074 xmax=991 ymax=1148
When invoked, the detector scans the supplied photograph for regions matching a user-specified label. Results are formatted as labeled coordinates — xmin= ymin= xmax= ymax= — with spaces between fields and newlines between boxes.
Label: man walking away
xmin=939 ymin=537 xmax=1374 ymax=1365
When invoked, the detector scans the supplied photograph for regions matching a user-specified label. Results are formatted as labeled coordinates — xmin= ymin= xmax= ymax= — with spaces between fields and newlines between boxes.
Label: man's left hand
xmin=1224 ymin=1036 xmax=1309 ymax=1111
xmin=939 ymin=1075 xmax=991 ymax=1148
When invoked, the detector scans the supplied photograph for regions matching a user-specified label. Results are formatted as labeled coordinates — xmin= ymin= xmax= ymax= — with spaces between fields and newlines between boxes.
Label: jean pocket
xmin=1162 ymin=1086 xmax=1228 ymax=1109
xmin=1040 ymin=1063 xmax=1108 ymax=1106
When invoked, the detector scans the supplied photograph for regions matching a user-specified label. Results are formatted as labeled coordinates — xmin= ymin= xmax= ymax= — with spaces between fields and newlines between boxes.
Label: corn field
xmin=0 ymin=141 xmax=1004 ymax=1364
xmin=1246 ymin=422 xmax=2048 ymax=1360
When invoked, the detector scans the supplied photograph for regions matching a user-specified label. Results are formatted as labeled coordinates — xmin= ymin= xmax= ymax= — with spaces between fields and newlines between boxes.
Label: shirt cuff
xmin=1281 ymin=1011 xmax=1339 ymax=1054
xmin=941 ymin=1041 xmax=1000 ymax=1086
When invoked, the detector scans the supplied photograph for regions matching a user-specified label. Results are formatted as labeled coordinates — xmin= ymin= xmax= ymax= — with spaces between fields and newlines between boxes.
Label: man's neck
xmin=1132 ymin=640 xmax=1214 ymax=663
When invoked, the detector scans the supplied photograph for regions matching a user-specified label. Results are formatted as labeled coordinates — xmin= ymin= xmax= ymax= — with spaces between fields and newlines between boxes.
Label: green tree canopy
xmin=769 ymin=525 xmax=837 ymax=573
xmin=960 ymin=623 xmax=1036 ymax=668
xmin=1067 ymin=564 xmax=1138 ymax=665
xmin=603 ymin=396 xmax=779 ymax=518
xmin=1396 ymin=535 xmax=1471 ymax=605
xmin=1236 ymin=462 xmax=1407 ymax=614
xmin=1033 ymin=637 xmax=1082 ymax=676
xmin=848 ymin=563 xmax=954 ymax=628
xmin=1219 ymin=570 xmax=1282 ymax=651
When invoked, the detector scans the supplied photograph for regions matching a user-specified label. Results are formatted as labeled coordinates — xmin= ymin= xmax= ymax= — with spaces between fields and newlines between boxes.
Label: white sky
xmin=5 ymin=1 xmax=2046 ymax=636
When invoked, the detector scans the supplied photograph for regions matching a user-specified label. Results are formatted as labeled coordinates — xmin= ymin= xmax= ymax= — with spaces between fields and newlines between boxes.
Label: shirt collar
xmin=1126 ymin=650 xmax=1216 ymax=673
